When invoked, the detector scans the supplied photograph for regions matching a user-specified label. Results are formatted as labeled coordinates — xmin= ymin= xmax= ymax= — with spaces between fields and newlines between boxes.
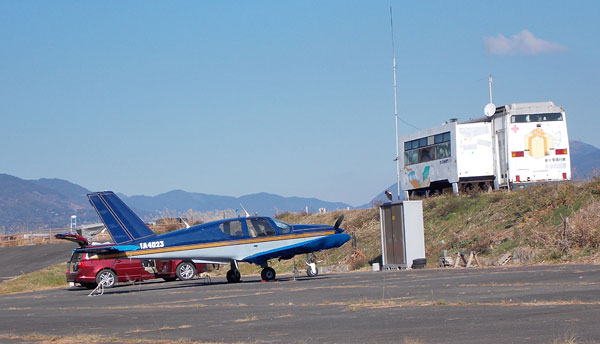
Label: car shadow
xmin=65 ymin=273 xmax=332 ymax=295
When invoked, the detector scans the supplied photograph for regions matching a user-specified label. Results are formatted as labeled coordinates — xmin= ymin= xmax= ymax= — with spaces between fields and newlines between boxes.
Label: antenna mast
xmin=488 ymin=74 xmax=493 ymax=104
xmin=390 ymin=6 xmax=401 ymax=200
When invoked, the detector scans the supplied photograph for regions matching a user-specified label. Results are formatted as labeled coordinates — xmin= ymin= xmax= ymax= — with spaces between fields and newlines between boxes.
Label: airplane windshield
xmin=273 ymin=219 xmax=291 ymax=234
xmin=246 ymin=218 xmax=276 ymax=237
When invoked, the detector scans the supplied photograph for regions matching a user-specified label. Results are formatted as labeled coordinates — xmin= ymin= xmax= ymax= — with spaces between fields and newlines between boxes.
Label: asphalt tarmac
xmin=1 ymin=264 xmax=599 ymax=343
xmin=0 ymin=243 xmax=77 ymax=281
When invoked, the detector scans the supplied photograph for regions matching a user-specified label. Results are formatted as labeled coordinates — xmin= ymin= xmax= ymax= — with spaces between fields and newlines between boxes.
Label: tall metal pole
xmin=488 ymin=74 xmax=493 ymax=104
xmin=391 ymin=7 xmax=401 ymax=200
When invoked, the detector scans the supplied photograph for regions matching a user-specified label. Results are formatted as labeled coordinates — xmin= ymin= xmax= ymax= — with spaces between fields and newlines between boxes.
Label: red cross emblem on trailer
xmin=511 ymin=125 xmax=519 ymax=133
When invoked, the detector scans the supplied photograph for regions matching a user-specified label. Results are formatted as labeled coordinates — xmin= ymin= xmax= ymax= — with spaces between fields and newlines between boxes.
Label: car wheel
xmin=261 ymin=267 xmax=276 ymax=281
xmin=96 ymin=269 xmax=117 ymax=288
xmin=175 ymin=262 xmax=196 ymax=281
xmin=162 ymin=276 xmax=177 ymax=282
xmin=226 ymin=269 xmax=241 ymax=283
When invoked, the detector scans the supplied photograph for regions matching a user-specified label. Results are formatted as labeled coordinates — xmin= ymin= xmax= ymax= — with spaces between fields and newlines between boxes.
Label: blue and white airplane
xmin=80 ymin=191 xmax=351 ymax=282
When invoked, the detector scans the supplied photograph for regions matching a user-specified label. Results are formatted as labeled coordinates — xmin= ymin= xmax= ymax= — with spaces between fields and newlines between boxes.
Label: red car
xmin=56 ymin=233 xmax=204 ymax=289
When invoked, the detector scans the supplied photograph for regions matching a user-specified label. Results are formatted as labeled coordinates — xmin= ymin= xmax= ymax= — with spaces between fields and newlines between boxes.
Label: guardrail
xmin=0 ymin=228 xmax=71 ymax=247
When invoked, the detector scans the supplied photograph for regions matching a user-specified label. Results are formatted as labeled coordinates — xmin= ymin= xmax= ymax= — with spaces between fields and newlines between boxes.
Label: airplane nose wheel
xmin=306 ymin=253 xmax=319 ymax=277
xmin=261 ymin=267 xmax=276 ymax=281
xmin=226 ymin=269 xmax=241 ymax=283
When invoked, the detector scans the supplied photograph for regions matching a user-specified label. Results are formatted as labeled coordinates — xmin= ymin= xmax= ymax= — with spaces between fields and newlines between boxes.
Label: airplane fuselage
xmin=106 ymin=216 xmax=350 ymax=266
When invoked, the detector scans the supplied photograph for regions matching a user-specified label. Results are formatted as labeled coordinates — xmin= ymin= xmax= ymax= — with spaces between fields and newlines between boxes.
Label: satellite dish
xmin=484 ymin=103 xmax=496 ymax=117
xmin=385 ymin=190 xmax=393 ymax=201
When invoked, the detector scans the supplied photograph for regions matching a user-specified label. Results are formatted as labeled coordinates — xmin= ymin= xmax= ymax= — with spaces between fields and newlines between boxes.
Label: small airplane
xmin=79 ymin=191 xmax=351 ymax=282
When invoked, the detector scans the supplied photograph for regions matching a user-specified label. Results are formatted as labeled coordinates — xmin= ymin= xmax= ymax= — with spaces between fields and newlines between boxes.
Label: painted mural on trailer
xmin=404 ymin=165 xmax=431 ymax=189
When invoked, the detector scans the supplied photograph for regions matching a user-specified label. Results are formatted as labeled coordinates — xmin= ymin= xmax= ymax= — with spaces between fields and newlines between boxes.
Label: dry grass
xmin=0 ymin=264 xmax=66 ymax=295
xmin=233 ymin=316 xmax=258 ymax=323
xmin=274 ymin=179 xmax=600 ymax=272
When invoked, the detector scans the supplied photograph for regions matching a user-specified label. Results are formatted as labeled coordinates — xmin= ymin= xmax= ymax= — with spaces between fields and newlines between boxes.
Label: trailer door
xmin=496 ymin=128 xmax=508 ymax=186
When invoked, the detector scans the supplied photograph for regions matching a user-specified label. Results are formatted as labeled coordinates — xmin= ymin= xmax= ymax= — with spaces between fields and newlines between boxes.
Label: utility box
xmin=379 ymin=201 xmax=426 ymax=269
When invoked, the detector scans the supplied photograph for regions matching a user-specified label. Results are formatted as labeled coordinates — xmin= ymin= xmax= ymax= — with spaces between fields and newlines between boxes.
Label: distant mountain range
xmin=570 ymin=140 xmax=600 ymax=180
xmin=0 ymin=174 xmax=352 ymax=233
xmin=1 ymin=140 xmax=597 ymax=233
xmin=366 ymin=140 xmax=600 ymax=206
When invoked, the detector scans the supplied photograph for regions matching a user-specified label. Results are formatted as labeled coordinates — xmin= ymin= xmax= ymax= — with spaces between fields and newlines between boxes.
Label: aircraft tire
xmin=261 ymin=267 xmax=276 ymax=281
xmin=176 ymin=262 xmax=196 ymax=281
xmin=306 ymin=265 xmax=319 ymax=277
xmin=96 ymin=269 xmax=117 ymax=288
xmin=226 ymin=269 xmax=241 ymax=283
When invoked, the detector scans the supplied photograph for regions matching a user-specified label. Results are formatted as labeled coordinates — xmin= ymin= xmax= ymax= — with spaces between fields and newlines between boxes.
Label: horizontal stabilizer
xmin=80 ymin=245 xmax=140 ymax=254
xmin=88 ymin=191 xmax=156 ymax=244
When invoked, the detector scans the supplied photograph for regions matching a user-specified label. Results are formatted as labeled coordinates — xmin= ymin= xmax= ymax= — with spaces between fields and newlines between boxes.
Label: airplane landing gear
xmin=226 ymin=260 xmax=241 ymax=283
xmin=305 ymin=253 xmax=319 ymax=277
xmin=261 ymin=267 xmax=276 ymax=281
xmin=226 ymin=269 xmax=241 ymax=283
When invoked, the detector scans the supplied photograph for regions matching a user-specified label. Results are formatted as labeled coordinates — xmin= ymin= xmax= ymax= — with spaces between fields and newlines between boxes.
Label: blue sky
xmin=1 ymin=1 xmax=598 ymax=206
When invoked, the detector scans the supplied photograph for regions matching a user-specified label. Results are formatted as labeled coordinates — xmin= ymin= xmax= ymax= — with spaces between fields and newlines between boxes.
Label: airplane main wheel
xmin=226 ymin=269 xmax=241 ymax=283
xmin=306 ymin=264 xmax=319 ymax=277
xmin=176 ymin=262 xmax=196 ymax=281
xmin=261 ymin=267 xmax=276 ymax=281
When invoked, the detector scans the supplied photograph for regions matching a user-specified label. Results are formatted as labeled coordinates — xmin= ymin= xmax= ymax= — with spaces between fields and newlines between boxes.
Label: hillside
xmin=0 ymin=173 xmax=352 ymax=233
xmin=0 ymin=174 xmax=97 ymax=232
xmin=122 ymin=190 xmax=351 ymax=216
xmin=273 ymin=178 xmax=600 ymax=273
xmin=570 ymin=140 xmax=600 ymax=180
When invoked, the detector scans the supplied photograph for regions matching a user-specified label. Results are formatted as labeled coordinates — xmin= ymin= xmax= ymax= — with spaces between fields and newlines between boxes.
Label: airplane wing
xmin=243 ymin=233 xmax=350 ymax=265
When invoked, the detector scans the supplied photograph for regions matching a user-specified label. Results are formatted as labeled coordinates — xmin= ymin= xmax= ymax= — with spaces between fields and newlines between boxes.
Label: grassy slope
xmin=0 ymin=264 xmax=67 ymax=294
xmin=277 ymin=178 xmax=600 ymax=270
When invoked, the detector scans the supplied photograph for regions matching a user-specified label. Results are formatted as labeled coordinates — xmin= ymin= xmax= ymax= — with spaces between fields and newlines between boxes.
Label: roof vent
xmin=449 ymin=118 xmax=458 ymax=122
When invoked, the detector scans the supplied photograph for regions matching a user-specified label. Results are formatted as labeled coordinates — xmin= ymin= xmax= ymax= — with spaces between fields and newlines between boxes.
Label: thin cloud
xmin=484 ymin=30 xmax=566 ymax=55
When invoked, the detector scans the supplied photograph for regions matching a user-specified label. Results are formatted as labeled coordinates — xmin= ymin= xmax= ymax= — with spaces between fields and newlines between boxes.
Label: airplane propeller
xmin=334 ymin=214 xmax=345 ymax=233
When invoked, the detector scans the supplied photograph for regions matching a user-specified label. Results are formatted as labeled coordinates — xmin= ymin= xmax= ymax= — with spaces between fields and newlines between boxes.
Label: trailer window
xmin=435 ymin=141 xmax=451 ymax=160
xmin=404 ymin=150 xmax=418 ymax=165
xmin=403 ymin=131 xmax=452 ymax=166
xmin=418 ymin=147 xmax=433 ymax=162
xmin=511 ymin=113 xmax=563 ymax=123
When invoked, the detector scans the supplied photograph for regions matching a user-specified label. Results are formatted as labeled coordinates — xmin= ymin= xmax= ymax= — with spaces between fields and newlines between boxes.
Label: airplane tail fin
xmin=87 ymin=191 xmax=156 ymax=244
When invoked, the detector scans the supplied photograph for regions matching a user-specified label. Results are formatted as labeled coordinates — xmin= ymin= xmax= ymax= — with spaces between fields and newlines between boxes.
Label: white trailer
xmin=491 ymin=101 xmax=571 ymax=189
xmin=400 ymin=101 xmax=571 ymax=196
xmin=400 ymin=119 xmax=495 ymax=195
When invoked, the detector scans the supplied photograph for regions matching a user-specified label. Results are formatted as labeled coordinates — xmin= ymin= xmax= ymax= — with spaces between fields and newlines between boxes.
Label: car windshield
xmin=273 ymin=219 xmax=291 ymax=234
